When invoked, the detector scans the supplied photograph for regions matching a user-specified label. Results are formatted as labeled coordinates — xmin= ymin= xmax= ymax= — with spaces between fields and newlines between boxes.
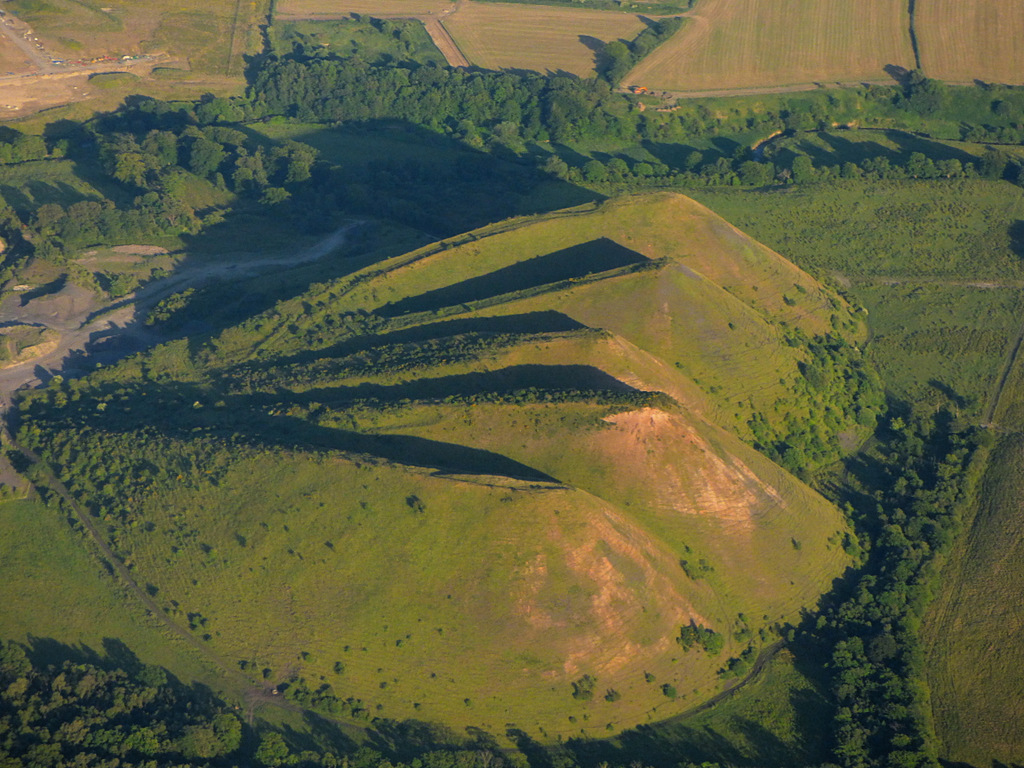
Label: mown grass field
xmin=7 ymin=0 xmax=268 ymax=74
xmin=445 ymin=2 xmax=645 ymax=76
xmin=625 ymin=0 xmax=913 ymax=92
xmin=916 ymin=0 xmax=1024 ymax=85
xmin=924 ymin=433 xmax=1024 ymax=765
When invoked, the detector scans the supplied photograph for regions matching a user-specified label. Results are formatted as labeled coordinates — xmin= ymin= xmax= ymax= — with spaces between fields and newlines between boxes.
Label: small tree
xmin=255 ymin=733 xmax=289 ymax=767
xmin=571 ymin=674 xmax=596 ymax=700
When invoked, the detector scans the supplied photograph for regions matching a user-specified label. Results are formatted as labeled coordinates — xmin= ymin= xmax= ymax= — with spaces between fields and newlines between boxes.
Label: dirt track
xmin=0 ymin=223 xmax=357 ymax=409
xmin=423 ymin=18 xmax=469 ymax=67
xmin=0 ymin=11 xmax=58 ymax=73
xmin=0 ymin=223 xmax=359 ymax=719
xmin=0 ymin=5 xmax=173 ymax=114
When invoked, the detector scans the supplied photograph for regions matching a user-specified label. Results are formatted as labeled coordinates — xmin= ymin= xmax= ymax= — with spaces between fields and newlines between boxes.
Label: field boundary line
xmin=225 ymin=0 xmax=247 ymax=75
xmin=908 ymin=0 xmax=920 ymax=69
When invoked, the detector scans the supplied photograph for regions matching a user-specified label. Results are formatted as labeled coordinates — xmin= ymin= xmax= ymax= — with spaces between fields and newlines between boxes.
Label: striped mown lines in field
xmin=916 ymin=0 xmax=1024 ymax=85
xmin=625 ymin=0 xmax=914 ymax=92
xmin=445 ymin=1 xmax=646 ymax=77
xmin=274 ymin=0 xmax=454 ymax=20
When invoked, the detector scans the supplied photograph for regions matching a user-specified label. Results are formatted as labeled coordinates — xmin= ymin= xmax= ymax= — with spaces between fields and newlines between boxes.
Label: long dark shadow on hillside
xmin=265 ymin=364 xmax=640 ymax=405
xmin=227 ymin=311 xmax=588 ymax=374
xmin=40 ymin=378 xmax=558 ymax=482
xmin=16 ymin=112 xmax=599 ymax=406
xmin=223 ymin=413 xmax=560 ymax=482
xmin=908 ymin=0 xmax=921 ymax=70
xmin=237 ymin=119 xmax=602 ymax=239
xmin=379 ymin=239 xmax=648 ymax=317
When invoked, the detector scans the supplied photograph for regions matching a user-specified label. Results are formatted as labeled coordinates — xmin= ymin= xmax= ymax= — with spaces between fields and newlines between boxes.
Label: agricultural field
xmin=275 ymin=0 xmax=648 ymax=77
xmin=924 ymin=433 xmax=1024 ymax=765
xmin=274 ymin=0 xmax=454 ymax=20
xmin=625 ymin=0 xmax=913 ymax=93
xmin=445 ymin=2 xmax=646 ymax=76
xmin=916 ymin=0 xmax=1024 ymax=85
xmin=5 ymin=0 xmax=268 ymax=74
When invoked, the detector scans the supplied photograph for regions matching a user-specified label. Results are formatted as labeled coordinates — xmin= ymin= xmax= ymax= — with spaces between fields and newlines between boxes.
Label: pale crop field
xmin=6 ymin=0 xmax=266 ymax=74
xmin=916 ymin=0 xmax=1024 ymax=85
xmin=626 ymin=0 xmax=914 ymax=92
xmin=445 ymin=2 xmax=646 ymax=77
xmin=275 ymin=0 xmax=454 ymax=20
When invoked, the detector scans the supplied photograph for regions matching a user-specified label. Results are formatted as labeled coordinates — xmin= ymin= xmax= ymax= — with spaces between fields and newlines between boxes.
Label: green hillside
xmin=15 ymin=192 xmax=868 ymax=739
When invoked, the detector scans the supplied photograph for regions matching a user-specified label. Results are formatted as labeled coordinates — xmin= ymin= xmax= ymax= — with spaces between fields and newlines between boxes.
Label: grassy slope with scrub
xmin=15 ymin=192 xmax=867 ymax=740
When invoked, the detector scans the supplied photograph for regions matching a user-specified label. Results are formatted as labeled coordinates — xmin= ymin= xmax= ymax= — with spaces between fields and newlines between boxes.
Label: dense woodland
xmin=0 ymin=25 xmax=1019 ymax=768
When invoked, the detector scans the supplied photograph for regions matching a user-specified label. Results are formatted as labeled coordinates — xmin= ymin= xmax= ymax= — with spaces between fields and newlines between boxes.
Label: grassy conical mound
xmin=19 ymin=193 xmax=871 ymax=738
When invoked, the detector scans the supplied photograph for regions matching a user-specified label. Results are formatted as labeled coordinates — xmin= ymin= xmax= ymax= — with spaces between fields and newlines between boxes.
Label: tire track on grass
xmin=662 ymin=641 xmax=786 ymax=724
xmin=982 ymin=312 xmax=1024 ymax=427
